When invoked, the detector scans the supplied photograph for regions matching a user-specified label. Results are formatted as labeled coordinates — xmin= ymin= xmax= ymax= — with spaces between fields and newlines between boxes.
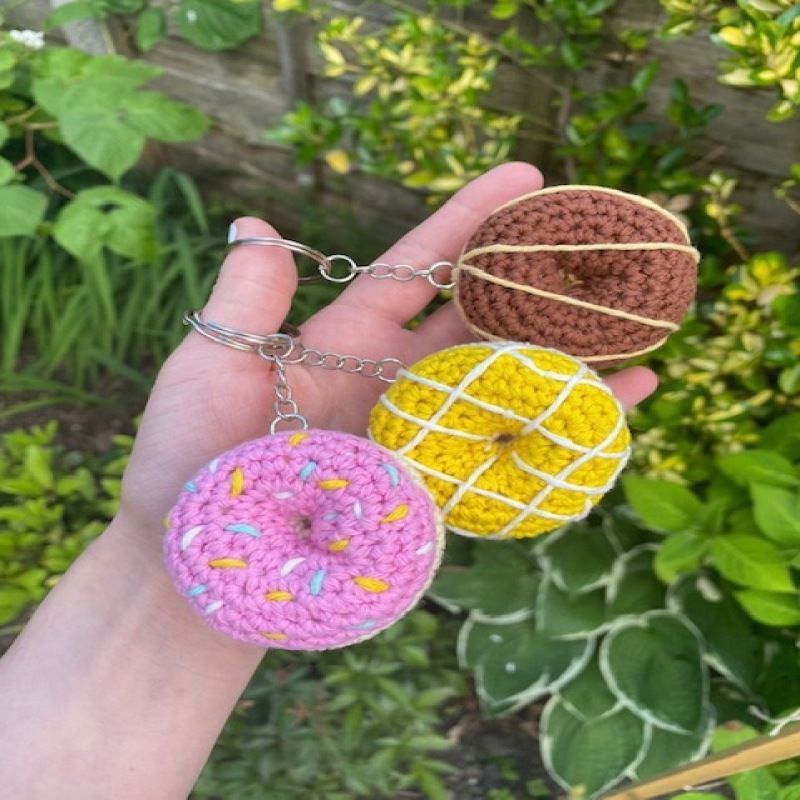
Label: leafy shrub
xmin=194 ymin=610 xmax=465 ymax=800
xmin=430 ymin=499 xmax=800 ymax=797
xmin=0 ymin=422 xmax=129 ymax=628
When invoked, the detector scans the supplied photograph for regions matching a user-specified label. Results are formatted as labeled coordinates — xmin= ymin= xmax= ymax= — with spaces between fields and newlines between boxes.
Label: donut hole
xmin=291 ymin=513 xmax=313 ymax=540
xmin=494 ymin=432 xmax=517 ymax=446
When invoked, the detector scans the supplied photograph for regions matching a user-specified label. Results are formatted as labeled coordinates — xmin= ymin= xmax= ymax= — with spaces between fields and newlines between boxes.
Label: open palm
xmin=120 ymin=163 xmax=657 ymax=545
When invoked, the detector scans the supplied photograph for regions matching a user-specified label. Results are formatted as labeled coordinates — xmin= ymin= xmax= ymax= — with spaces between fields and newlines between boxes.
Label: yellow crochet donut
xmin=368 ymin=342 xmax=631 ymax=539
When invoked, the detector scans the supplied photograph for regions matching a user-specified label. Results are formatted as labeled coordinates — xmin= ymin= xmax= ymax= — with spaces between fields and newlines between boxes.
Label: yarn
xmin=368 ymin=342 xmax=631 ymax=539
xmin=164 ymin=430 xmax=444 ymax=650
xmin=454 ymin=185 xmax=699 ymax=367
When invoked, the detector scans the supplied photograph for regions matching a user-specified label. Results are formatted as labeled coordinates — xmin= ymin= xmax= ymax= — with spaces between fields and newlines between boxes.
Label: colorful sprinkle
xmin=204 ymin=600 xmax=224 ymax=615
xmin=382 ymin=463 xmax=400 ymax=486
xmin=319 ymin=478 xmax=349 ymax=490
xmin=310 ymin=569 xmax=327 ymax=596
xmin=353 ymin=499 xmax=363 ymax=519
xmin=208 ymin=458 xmax=219 ymax=473
xmin=180 ymin=525 xmax=204 ymax=550
xmin=352 ymin=620 xmax=377 ymax=630
xmin=381 ymin=504 xmax=409 ymax=523
xmin=353 ymin=576 xmax=390 ymax=593
xmin=208 ymin=558 xmax=248 ymax=569
xmin=225 ymin=523 xmax=261 ymax=537
xmin=280 ymin=557 xmax=306 ymax=576
xmin=163 ymin=515 xmax=171 ymax=530
xmin=184 ymin=480 xmax=198 ymax=493
xmin=415 ymin=542 xmax=434 ymax=556
xmin=265 ymin=591 xmax=293 ymax=601
xmin=323 ymin=511 xmax=339 ymax=521
xmin=273 ymin=491 xmax=293 ymax=500
xmin=299 ymin=461 xmax=317 ymax=481
xmin=289 ymin=432 xmax=308 ymax=446
xmin=188 ymin=584 xmax=207 ymax=597
xmin=328 ymin=539 xmax=350 ymax=552
xmin=260 ymin=632 xmax=287 ymax=641
xmin=230 ymin=467 xmax=245 ymax=497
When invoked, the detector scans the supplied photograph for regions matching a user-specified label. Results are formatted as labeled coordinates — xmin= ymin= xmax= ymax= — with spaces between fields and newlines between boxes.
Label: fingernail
xmin=227 ymin=222 xmax=238 ymax=243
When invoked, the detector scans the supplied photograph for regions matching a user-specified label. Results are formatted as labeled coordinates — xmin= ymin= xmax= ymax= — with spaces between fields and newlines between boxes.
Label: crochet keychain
xmin=165 ymin=184 xmax=699 ymax=650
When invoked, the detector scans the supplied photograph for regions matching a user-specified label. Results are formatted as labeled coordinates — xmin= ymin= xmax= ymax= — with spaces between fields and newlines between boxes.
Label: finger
xmin=410 ymin=301 xmax=478 ymax=356
xmin=335 ymin=162 xmax=544 ymax=325
xmin=197 ymin=218 xmax=299 ymax=337
xmin=603 ymin=366 xmax=659 ymax=410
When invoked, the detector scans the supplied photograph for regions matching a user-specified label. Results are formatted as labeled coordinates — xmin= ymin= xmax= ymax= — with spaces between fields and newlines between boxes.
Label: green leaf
xmin=45 ymin=0 xmax=101 ymax=29
xmin=631 ymin=722 xmax=711 ymax=780
xmin=0 ymin=156 xmax=17 ymax=186
xmin=0 ymin=584 xmax=33 ymax=625
xmin=600 ymin=612 xmax=708 ymax=734
xmin=0 ymin=186 xmax=48 ymax=237
xmin=759 ymin=414 xmax=800 ymax=460
xmin=459 ymin=616 xmax=593 ymax=713
xmin=557 ymin=658 xmax=618 ymax=720
xmin=429 ymin=542 xmax=539 ymax=617
xmin=606 ymin=546 xmax=666 ymax=617
xmin=622 ymin=477 xmax=703 ymax=533
xmin=59 ymin=91 xmax=145 ymax=181
xmin=711 ymin=535 xmax=795 ymax=592
xmin=135 ymin=7 xmax=167 ymax=51
xmin=751 ymin=483 xmax=800 ymax=546
xmin=0 ymin=120 xmax=10 ymax=148
xmin=175 ymin=0 xmax=262 ymax=50
xmin=53 ymin=187 xmax=156 ymax=261
xmin=654 ymin=531 xmax=709 ymax=583
xmin=716 ymin=451 xmax=799 ymax=489
xmin=124 ymin=91 xmax=210 ymax=142
xmin=735 ymin=589 xmax=800 ymax=626
xmin=537 ymin=525 xmax=618 ymax=593
xmin=541 ymin=698 xmax=646 ymax=796
xmin=537 ymin=578 xmax=607 ymax=639
xmin=667 ymin=577 xmax=762 ymax=690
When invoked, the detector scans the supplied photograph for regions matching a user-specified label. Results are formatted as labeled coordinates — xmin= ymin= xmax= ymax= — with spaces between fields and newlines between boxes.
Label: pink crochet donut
xmin=164 ymin=430 xmax=444 ymax=650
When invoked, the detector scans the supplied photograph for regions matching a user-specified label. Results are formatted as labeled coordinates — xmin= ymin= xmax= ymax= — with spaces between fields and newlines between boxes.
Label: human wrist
xmin=99 ymin=510 xmax=266 ymax=670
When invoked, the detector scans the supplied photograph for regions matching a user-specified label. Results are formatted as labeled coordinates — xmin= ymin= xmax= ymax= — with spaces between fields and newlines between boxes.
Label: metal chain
xmin=227 ymin=237 xmax=457 ymax=289
xmin=277 ymin=343 xmax=404 ymax=384
xmin=266 ymin=354 xmax=308 ymax=434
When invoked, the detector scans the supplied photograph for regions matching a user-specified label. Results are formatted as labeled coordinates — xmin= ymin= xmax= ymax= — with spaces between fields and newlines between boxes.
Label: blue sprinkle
xmin=184 ymin=480 xmax=198 ymax=493
xmin=310 ymin=569 xmax=326 ymax=596
xmin=323 ymin=511 xmax=339 ymax=521
xmin=352 ymin=619 xmax=376 ymax=630
xmin=382 ymin=463 xmax=400 ymax=487
xmin=225 ymin=523 xmax=261 ymax=537
xmin=299 ymin=461 xmax=317 ymax=481
xmin=188 ymin=585 xmax=207 ymax=597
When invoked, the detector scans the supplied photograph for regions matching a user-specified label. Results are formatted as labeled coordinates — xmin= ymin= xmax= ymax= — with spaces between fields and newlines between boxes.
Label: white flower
xmin=8 ymin=30 xmax=45 ymax=50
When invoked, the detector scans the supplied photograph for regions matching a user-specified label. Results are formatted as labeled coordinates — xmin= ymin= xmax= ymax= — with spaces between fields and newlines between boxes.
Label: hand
xmin=119 ymin=162 xmax=657 ymax=545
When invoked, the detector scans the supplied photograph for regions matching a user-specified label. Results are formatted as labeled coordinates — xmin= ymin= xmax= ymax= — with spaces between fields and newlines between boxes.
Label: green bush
xmin=194 ymin=610 xmax=465 ymax=800
xmin=0 ymin=422 xmax=129 ymax=628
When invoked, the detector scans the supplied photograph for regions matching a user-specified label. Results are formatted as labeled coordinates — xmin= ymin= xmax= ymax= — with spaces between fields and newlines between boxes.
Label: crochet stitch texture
xmin=369 ymin=342 xmax=631 ymax=539
xmin=454 ymin=185 xmax=699 ymax=367
xmin=164 ymin=430 xmax=444 ymax=649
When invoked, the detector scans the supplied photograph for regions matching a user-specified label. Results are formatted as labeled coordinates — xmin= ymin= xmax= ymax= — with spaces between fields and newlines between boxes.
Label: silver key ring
xmin=226 ymin=237 xmax=330 ymax=284
xmin=182 ymin=310 xmax=299 ymax=356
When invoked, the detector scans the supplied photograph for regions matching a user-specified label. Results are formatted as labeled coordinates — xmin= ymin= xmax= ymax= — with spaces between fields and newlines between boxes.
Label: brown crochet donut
xmin=454 ymin=185 xmax=699 ymax=367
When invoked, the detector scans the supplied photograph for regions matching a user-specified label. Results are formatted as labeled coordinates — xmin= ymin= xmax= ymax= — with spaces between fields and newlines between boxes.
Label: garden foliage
xmin=2 ymin=0 xmax=800 ymax=797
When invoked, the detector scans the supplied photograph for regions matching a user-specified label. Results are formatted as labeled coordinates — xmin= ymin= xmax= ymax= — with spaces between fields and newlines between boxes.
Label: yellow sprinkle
xmin=163 ymin=515 xmax=171 ymax=530
xmin=264 ymin=591 xmax=293 ymax=601
xmin=381 ymin=504 xmax=409 ymax=523
xmin=289 ymin=432 xmax=308 ymax=446
xmin=319 ymin=479 xmax=349 ymax=490
xmin=328 ymin=539 xmax=351 ymax=552
xmin=230 ymin=467 xmax=245 ymax=497
xmin=208 ymin=558 xmax=248 ymax=569
xmin=353 ymin=576 xmax=390 ymax=593
xmin=261 ymin=632 xmax=288 ymax=640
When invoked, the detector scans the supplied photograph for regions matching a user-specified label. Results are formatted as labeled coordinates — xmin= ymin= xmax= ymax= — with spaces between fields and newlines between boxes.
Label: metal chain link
xmin=277 ymin=343 xmax=404 ymax=384
xmin=266 ymin=355 xmax=308 ymax=434
xmin=227 ymin=237 xmax=457 ymax=289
